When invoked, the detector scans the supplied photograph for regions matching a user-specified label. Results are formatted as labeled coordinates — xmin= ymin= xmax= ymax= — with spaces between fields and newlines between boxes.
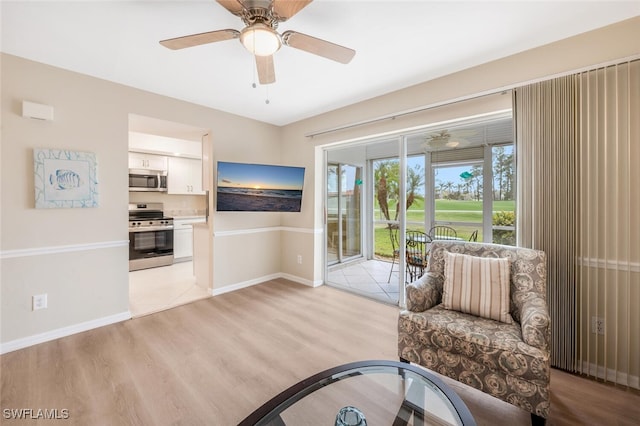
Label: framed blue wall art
xmin=33 ymin=148 xmax=99 ymax=208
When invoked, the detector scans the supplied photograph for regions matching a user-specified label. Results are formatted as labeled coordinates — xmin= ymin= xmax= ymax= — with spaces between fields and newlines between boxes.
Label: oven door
xmin=129 ymin=228 xmax=174 ymax=271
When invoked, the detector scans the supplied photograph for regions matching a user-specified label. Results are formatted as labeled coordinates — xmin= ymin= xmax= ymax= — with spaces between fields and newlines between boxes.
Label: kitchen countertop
xmin=172 ymin=215 xmax=206 ymax=220
xmin=165 ymin=209 xmax=206 ymax=220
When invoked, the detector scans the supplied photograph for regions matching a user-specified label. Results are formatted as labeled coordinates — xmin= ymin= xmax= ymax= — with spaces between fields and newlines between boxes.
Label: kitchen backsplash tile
xmin=129 ymin=192 xmax=206 ymax=217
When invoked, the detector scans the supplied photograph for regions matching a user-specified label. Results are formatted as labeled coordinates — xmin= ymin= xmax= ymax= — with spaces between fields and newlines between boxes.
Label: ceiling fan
xmin=423 ymin=130 xmax=474 ymax=151
xmin=159 ymin=0 xmax=356 ymax=85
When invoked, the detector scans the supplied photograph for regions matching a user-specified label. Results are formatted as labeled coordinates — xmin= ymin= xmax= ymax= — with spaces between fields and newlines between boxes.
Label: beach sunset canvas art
xmin=216 ymin=162 xmax=305 ymax=212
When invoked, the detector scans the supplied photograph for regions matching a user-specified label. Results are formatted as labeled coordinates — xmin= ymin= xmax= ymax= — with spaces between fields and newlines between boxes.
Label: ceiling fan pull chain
xmin=252 ymin=57 xmax=257 ymax=88
xmin=265 ymin=85 xmax=270 ymax=104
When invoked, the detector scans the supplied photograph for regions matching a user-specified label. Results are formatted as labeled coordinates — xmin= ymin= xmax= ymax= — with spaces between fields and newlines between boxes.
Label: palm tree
xmin=402 ymin=164 xmax=424 ymax=220
xmin=374 ymin=160 xmax=424 ymax=222
xmin=471 ymin=165 xmax=483 ymax=201
xmin=374 ymin=160 xmax=396 ymax=222
xmin=444 ymin=181 xmax=454 ymax=199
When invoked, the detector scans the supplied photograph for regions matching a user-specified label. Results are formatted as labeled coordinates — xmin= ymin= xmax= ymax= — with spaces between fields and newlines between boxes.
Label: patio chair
xmin=428 ymin=225 xmax=457 ymax=240
xmin=386 ymin=224 xmax=400 ymax=283
xmin=405 ymin=230 xmax=430 ymax=281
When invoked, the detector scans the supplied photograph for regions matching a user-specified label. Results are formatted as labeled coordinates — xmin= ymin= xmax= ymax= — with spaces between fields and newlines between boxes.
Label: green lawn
xmin=434 ymin=199 xmax=515 ymax=211
xmin=373 ymin=199 xmax=515 ymax=257
xmin=374 ymin=226 xmax=396 ymax=257
xmin=376 ymin=199 xmax=514 ymax=215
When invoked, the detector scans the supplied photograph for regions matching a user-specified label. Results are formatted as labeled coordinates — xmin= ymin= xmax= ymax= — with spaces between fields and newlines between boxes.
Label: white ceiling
xmin=2 ymin=1 xmax=639 ymax=126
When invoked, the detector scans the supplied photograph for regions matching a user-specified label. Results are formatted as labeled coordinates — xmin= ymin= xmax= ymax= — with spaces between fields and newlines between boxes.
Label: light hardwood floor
xmin=1 ymin=279 xmax=639 ymax=425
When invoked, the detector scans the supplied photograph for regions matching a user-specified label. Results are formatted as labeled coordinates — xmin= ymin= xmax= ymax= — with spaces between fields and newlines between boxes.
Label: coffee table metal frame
xmin=238 ymin=360 xmax=477 ymax=426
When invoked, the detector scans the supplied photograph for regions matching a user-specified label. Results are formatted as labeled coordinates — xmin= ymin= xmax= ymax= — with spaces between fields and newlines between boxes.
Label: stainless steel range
xmin=128 ymin=203 xmax=174 ymax=271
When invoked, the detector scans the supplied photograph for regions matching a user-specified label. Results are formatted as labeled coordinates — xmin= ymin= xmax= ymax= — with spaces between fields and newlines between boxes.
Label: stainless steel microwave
xmin=129 ymin=169 xmax=167 ymax=192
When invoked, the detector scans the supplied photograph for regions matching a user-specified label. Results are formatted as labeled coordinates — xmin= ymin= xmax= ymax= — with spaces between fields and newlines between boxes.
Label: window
xmin=433 ymin=160 xmax=484 ymax=241
xmin=491 ymin=144 xmax=515 ymax=245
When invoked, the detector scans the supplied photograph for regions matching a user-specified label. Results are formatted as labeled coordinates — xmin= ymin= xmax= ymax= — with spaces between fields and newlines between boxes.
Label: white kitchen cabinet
xmin=128 ymin=152 xmax=167 ymax=171
xmin=167 ymin=157 xmax=204 ymax=195
xmin=129 ymin=132 xmax=202 ymax=157
xmin=173 ymin=217 xmax=206 ymax=261
xmin=173 ymin=227 xmax=193 ymax=261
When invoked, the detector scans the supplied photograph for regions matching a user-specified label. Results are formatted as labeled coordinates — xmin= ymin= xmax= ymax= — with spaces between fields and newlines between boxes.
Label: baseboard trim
xmin=580 ymin=361 xmax=640 ymax=390
xmin=278 ymin=273 xmax=323 ymax=287
xmin=210 ymin=273 xmax=281 ymax=296
xmin=1 ymin=272 xmax=323 ymax=353
xmin=0 ymin=311 xmax=132 ymax=355
xmin=210 ymin=272 xmax=323 ymax=296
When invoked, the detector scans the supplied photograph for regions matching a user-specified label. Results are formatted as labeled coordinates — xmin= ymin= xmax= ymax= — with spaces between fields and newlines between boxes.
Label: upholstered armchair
xmin=398 ymin=241 xmax=550 ymax=425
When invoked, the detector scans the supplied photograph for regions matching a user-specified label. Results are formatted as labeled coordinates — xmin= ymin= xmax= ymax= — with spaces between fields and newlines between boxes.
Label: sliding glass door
xmin=327 ymin=163 xmax=362 ymax=264
xmin=324 ymin=111 xmax=515 ymax=307
xmin=326 ymin=140 xmax=404 ymax=305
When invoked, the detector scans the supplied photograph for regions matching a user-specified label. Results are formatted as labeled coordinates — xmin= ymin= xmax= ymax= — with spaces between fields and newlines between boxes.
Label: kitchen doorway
xmin=128 ymin=114 xmax=211 ymax=317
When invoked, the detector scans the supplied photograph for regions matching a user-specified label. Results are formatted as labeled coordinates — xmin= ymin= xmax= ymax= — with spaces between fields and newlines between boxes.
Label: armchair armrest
xmin=405 ymin=272 xmax=443 ymax=312
xmin=519 ymin=293 xmax=551 ymax=352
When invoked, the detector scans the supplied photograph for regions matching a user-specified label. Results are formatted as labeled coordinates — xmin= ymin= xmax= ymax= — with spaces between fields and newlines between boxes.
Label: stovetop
xmin=128 ymin=218 xmax=173 ymax=230
xmin=128 ymin=202 xmax=173 ymax=229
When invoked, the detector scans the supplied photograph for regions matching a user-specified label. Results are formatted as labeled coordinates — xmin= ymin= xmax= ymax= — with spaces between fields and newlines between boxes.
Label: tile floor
xmin=130 ymin=258 xmax=400 ymax=317
xmin=129 ymin=261 xmax=210 ymax=317
xmin=327 ymin=258 xmax=402 ymax=304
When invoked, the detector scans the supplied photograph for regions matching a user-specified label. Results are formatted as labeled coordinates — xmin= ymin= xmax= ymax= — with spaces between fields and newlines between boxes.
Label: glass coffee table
xmin=239 ymin=360 xmax=476 ymax=426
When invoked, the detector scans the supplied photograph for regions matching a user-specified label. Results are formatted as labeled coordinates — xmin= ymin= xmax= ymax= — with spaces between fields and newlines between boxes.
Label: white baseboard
xmin=580 ymin=361 xmax=640 ymax=390
xmin=0 ymin=311 xmax=131 ymax=355
xmin=1 ymin=273 xmax=321 ymax=353
xmin=210 ymin=273 xmax=281 ymax=296
xmin=210 ymin=272 xmax=323 ymax=296
xmin=278 ymin=273 xmax=323 ymax=287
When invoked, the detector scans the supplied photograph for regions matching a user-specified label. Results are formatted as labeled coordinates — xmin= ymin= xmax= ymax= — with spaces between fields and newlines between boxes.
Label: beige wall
xmin=279 ymin=17 xmax=640 ymax=285
xmin=0 ymin=54 xmax=283 ymax=349
xmin=2 ymin=17 xmax=639 ymax=352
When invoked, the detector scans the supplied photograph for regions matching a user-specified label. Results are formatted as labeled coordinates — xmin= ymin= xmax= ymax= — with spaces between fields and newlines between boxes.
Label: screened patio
xmin=324 ymin=110 xmax=516 ymax=305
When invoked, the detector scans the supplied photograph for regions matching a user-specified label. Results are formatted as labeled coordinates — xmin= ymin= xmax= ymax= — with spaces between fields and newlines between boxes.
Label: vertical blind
xmin=514 ymin=60 xmax=640 ymax=387
xmin=514 ymin=76 xmax=579 ymax=372
xmin=576 ymin=60 xmax=640 ymax=388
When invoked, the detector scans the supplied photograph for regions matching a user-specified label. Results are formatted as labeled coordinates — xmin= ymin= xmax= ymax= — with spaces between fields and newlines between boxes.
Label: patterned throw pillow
xmin=442 ymin=252 xmax=513 ymax=324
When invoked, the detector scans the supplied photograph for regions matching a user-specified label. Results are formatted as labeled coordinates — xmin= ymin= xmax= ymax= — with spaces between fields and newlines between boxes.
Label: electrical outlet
xmin=297 ymin=255 xmax=302 ymax=265
xmin=591 ymin=316 xmax=605 ymax=335
xmin=33 ymin=294 xmax=48 ymax=311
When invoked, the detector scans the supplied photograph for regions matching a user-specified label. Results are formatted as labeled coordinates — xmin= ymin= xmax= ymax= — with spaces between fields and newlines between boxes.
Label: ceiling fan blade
xmin=160 ymin=29 xmax=240 ymax=50
xmin=282 ymin=30 xmax=355 ymax=64
xmin=273 ymin=0 xmax=313 ymax=20
xmin=256 ymin=55 xmax=275 ymax=84
xmin=216 ymin=0 xmax=245 ymax=16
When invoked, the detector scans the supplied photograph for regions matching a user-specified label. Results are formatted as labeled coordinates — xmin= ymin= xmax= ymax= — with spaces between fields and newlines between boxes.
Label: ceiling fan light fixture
xmin=240 ymin=23 xmax=281 ymax=56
